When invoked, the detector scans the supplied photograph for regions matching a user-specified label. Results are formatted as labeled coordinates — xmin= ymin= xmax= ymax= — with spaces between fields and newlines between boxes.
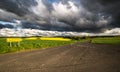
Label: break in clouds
xmin=0 ymin=0 xmax=120 ymax=36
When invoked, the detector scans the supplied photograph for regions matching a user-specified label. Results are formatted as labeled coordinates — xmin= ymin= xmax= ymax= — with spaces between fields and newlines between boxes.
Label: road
xmin=0 ymin=42 xmax=120 ymax=72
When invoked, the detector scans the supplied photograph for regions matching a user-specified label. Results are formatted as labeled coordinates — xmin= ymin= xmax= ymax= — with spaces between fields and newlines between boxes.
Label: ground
xmin=0 ymin=42 xmax=120 ymax=72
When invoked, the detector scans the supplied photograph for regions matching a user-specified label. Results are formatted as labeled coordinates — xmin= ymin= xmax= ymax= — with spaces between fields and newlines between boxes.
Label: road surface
xmin=0 ymin=42 xmax=120 ymax=72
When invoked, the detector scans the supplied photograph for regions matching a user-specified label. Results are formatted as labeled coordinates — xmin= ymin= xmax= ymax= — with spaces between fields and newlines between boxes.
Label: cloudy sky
xmin=0 ymin=0 xmax=120 ymax=36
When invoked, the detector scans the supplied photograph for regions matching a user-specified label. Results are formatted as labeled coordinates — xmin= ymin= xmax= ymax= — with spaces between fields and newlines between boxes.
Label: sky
xmin=0 ymin=0 xmax=120 ymax=36
xmin=49 ymin=0 xmax=55 ymax=3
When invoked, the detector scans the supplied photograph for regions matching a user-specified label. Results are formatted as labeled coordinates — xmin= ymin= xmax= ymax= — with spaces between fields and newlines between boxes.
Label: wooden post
xmin=10 ymin=42 xmax=12 ymax=47
xmin=18 ymin=42 xmax=20 ymax=47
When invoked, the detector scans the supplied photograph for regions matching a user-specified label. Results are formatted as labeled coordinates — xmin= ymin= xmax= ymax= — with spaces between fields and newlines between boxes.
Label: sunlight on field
xmin=24 ymin=37 xmax=71 ymax=41
xmin=0 ymin=37 xmax=73 ymax=54
xmin=6 ymin=38 xmax=22 ymax=42
xmin=40 ymin=37 xmax=71 ymax=41
xmin=25 ymin=37 xmax=37 ymax=40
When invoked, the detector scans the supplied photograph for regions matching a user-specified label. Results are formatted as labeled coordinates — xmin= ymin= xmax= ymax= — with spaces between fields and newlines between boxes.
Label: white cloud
xmin=52 ymin=1 xmax=80 ymax=19
xmin=31 ymin=0 xmax=50 ymax=18
xmin=0 ymin=28 xmax=120 ymax=37
xmin=105 ymin=28 xmax=120 ymax=34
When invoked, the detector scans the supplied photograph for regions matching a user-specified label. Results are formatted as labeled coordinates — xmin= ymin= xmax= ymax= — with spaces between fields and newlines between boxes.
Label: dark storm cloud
xmin=0 ymin=0 xmax=37 ymax=16
xmin=81 ymin=0 xmax=120 ymax=27
xmin=49 ymin=0 xmax=120 ymax=32
xmin=50 ymin=0 xmax=112 ymax=32
xmin=0 ymin=9 xmax=19 ymax=21
xmin=0 ymin=0 xmax=120 ymax=33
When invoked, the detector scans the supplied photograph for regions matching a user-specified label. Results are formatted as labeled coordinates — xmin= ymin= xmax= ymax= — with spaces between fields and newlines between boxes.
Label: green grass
xmin=78 ymin=39 xmax=91 ymax=42
xmin=0 ymin=38 xmax=75 ymax=54
xmin=92 ymin=37 xmax=120 ymax=44
xmin=1 ymin=37 xmax=120 ymax=54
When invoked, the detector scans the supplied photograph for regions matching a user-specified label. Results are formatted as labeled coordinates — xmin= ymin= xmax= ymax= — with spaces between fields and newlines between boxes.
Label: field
xmin=0 ymin=36 xmax=120 ymax=54
xmin=0 ymin=37 xmax=74 ymax=54
xmin=92 ymin=37 xmax=120 ymax=44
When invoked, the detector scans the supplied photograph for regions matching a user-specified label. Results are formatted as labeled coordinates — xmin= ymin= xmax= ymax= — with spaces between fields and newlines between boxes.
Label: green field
xmin=0 ymin=37 xmax=120 ymax=54
xmin=91 ymin=37 xmax=120 ymax=44
xmin=0 ymin=37 xmax=75 ymax=54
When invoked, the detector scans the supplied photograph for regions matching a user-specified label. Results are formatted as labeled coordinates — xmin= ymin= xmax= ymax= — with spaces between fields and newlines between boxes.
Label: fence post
xmin=9 ymin=42 xmax=12 ymax=47
xmin=18 ymin=42 xmax=20 ymax=47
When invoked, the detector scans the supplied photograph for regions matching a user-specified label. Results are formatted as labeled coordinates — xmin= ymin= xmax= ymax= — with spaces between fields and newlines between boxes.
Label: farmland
xmin=0 ymin=36 xmax=120 ymax=54
xmin=0 ymin=37 xmax=74 ymax=54
xmin=91 ymin=37 xmax=120 ymax=44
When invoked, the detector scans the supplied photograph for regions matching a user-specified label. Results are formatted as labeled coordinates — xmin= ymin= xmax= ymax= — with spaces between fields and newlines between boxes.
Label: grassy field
xmin=0 ymin=37 xmax=75 ymax=54
xmin=91 ymin=37 xmax=120 ymax=44
xmin=0 ymin=36 xmax=120 ymax=54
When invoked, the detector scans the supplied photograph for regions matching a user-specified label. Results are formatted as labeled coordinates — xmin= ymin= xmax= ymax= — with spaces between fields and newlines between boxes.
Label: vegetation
xmin=78 ymin=39 xmax=91 ymax=42
xmin=0 ymin=37 xmax=74 ymax=54
xmin=24 ymin=37 xmax=37 ymax=40
xmin=0 ymin=36 xmax=120 ymax=54
xmin=91 ymin=37 xmax=120 ymax=44
xmin=39 ymin=37 xmax=71 ymax=41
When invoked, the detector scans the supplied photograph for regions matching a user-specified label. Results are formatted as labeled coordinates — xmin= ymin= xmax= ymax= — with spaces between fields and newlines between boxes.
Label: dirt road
xmin=0 ymin=42 xmax=120 ymax=72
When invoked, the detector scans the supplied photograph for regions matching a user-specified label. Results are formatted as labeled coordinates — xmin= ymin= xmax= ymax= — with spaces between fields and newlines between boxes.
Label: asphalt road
xmin=0 ymin=42 xmax=120 ymax=72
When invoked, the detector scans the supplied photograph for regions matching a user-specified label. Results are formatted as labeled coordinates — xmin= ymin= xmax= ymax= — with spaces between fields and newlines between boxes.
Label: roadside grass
xmin=0 ymin=37 xmax=75 ymax=54
xmin=78 ymin=39 xmax=91 ymax=43
xmin=91 ymin=37 xmax=120 ymax=44
xmin=0 ymin=37 xmax=120 ymax=54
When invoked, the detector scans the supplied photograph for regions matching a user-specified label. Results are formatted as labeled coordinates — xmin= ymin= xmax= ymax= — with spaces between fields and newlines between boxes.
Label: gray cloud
xmin=0 ymin=0 xmax=120 ymax=33
xmin=50 ymin=0 xmax=112 ymax=32
xmin=0 ymin=0 xmax=36 ymax=16
xmin=0 ymin=9 xmax=19 ymax=21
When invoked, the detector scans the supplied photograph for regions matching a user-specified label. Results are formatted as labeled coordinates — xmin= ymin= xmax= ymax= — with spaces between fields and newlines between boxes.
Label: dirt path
xmin=0 ymin=42 xmax=120 ymax=72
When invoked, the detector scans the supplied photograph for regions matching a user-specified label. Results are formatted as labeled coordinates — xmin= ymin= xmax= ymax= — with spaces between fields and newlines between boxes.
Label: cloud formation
xmin=0 ymin=0 xmax=120 ymax=35
xmin=0 ymin=9 xmax=18 ymax=21
xmin=0 ymin=28 xmax=120 ymax=37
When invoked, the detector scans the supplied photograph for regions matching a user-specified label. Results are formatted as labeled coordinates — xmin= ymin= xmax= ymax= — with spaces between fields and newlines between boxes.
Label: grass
xmin=78 ymin=39 xmax=91 ymax=43
xmin=0 ymin=37 xmax=120 ymax=54
xmin=91 ymin=37 xmax=120 ymax=44
xmin=0 ymin=37 xmax=75 ymax=54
